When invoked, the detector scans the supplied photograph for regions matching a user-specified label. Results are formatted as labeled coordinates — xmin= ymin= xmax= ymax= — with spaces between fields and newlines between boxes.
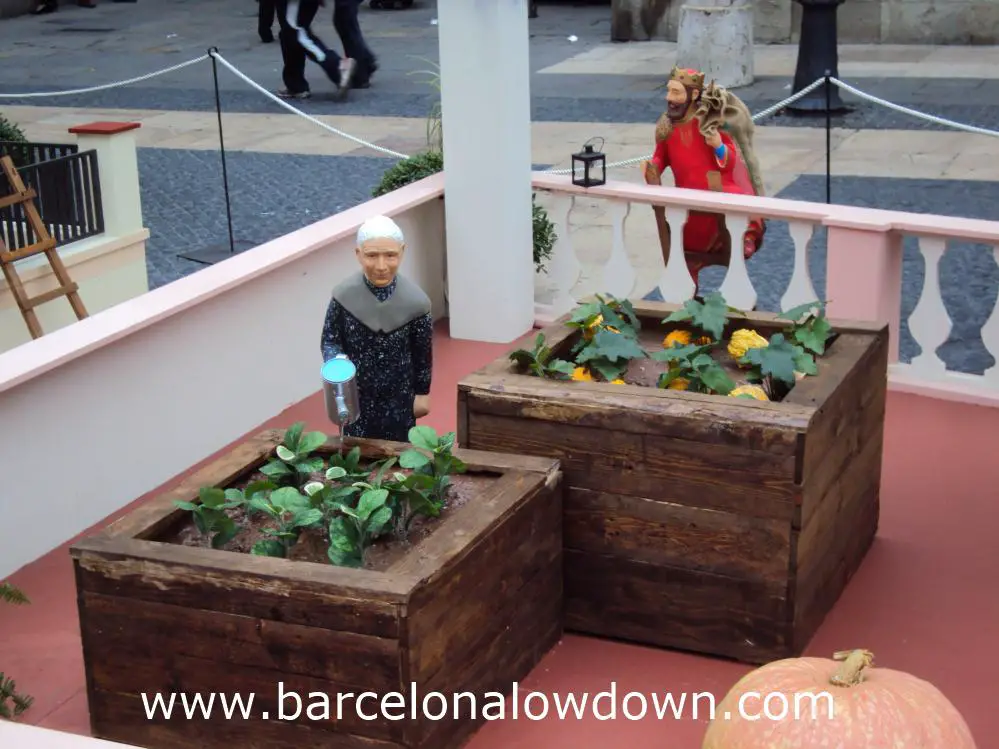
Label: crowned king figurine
xmin=642 ymin=65 xmax=767 ymax=293
xmin=319 ymin=215 xmax=433 ymax=442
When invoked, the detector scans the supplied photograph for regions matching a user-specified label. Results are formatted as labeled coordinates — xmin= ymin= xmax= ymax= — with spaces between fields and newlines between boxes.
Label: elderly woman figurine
xmin=319 ymin=215 xmax=433 ymax=441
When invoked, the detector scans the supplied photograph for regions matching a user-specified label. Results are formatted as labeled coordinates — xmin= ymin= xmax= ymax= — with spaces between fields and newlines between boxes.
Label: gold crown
xmin=669 ymin=66 xmax=705 ymax=89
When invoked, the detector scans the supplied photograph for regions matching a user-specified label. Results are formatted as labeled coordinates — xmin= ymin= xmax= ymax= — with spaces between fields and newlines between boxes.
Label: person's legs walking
xmin=276 ymin=0 xmax=311 ymax=96
xmin=284 ymin=0 xmax=356 ymax=99
xmin=333 ymin=0 xmax=377 ymax=87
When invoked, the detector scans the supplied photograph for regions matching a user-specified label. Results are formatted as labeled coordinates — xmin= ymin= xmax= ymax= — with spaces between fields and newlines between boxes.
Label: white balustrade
xmin=907 ymin=236 xmax=952 ymax=379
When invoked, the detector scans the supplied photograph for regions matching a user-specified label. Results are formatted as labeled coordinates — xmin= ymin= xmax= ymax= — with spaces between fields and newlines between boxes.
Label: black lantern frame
xmin=571 ymin=139 xmax=607 ymax=188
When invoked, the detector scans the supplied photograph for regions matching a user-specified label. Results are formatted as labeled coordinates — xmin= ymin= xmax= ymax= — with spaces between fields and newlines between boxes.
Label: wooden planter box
xmin=71 ymin=430 xmax=563 ymax=749
xmin=457 ymin=301 xmax=889 ymax=664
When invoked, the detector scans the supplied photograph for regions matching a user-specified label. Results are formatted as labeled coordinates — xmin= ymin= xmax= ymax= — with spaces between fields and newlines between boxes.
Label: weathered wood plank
xmin=466 ymin=413 xmax=798 ymax=519
xmin=80 ymin=592 xmax=401 ymax=692
xmin=564 ymin=549 xmax=789 ymax=664
xmin=74 ymin=540 xmax=405 ymax=638
xmin=411 ymin=563 xmax=563 ymax=749
xmin=331 ymin=435 xmax=560 ymax=475
xmin=796 ymin=329 xmax=888 ymax=528
xmin=90 ymin=689 xmax=405 ymax=749
xmin=564 ymin=488 xmax=791 ymax=583
xmin=403 ymin=470 xmax=562 ymax=684
xmin=793 ymin=428 xmax=883 ymax=648
xmin=86 ymin=650 xmax=407 ymax=742
xmin=459 ymin=384 xmax=810 ymax=453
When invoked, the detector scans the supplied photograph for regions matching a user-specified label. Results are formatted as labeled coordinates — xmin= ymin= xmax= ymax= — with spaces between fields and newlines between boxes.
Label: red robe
xmin=650 ymin=117 xmax=764 ymax=282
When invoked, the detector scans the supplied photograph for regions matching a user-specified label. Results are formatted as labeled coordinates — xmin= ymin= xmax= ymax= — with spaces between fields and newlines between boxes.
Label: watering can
xmin=322 ymin=356 xmax=361 ymax=429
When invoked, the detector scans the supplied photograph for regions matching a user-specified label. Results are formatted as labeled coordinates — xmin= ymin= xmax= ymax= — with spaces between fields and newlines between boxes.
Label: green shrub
xmin=372 ymin=150 xmax=557 ymax=274
xmin=0 ymin=582 xmax=32 ymax=721
xmin=371 ymin=150 xmax=444 ymax=199
xmin=0 ymin=113 xmax=26 ymax=144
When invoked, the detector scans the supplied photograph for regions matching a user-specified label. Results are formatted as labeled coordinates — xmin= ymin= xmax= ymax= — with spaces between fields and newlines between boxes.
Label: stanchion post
xmin=210 ymin=47 xmax=236 ymax=256
xmin=825 ymin=70 xmax=832 ymax=204
xmin=178 ymin=48 xmax=256 ymax=265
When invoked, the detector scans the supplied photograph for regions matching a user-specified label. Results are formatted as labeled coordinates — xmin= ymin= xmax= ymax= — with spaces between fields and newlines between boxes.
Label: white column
xmin=438 ymin=0 xmax=535 ymax=342
xmin=68 ymin=121 xmax=145 ymax=238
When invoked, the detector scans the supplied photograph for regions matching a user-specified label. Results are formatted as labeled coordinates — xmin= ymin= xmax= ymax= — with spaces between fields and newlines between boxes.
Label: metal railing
xmin=0 ymin=140 xmax=79 ymax=167
xmin=0 ymin=149 xmax=105 ymax=249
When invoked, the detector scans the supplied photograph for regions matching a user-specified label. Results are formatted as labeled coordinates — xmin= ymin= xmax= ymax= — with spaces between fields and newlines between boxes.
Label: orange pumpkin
xmin=702 ymin=649 xmax=976 ymax=749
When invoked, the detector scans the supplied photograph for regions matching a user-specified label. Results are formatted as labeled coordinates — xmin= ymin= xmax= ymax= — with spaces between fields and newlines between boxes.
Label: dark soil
xmin=159 ymin=462 xmax=495 ymax=572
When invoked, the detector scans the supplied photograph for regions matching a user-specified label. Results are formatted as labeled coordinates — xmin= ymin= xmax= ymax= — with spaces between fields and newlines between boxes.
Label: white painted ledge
xmin=0 ymin=723 xmax=142 ymax=748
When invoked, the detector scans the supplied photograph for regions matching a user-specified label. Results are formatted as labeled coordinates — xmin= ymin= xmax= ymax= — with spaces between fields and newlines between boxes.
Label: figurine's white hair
xmin=357 ymin=215 xmax=405 ymax=248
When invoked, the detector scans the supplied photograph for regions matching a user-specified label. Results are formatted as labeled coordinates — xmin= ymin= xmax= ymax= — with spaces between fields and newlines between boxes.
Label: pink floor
xmin=2 ymin=321 xmax=997 ymax=747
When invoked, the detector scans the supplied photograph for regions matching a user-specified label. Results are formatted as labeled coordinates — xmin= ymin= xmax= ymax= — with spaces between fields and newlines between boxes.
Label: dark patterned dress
xmin=320 ymin=274 xmax=433 ymax=442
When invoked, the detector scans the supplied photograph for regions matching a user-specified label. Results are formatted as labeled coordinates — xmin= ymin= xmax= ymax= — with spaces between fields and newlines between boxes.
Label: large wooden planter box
xmin=457 ymin=301 xmax=889 ymax=664
xmin=71 ymin=430 xmax=563 ymax=749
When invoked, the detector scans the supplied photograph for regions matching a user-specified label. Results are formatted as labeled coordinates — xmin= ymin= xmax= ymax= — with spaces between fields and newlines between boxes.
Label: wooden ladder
xmin=0 ymin=154 xmax=88 ymax=339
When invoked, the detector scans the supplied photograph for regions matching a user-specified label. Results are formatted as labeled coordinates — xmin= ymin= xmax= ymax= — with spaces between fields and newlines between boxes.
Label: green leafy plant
xmin=247 ymin=487 xmax=324 ymax=558
xmin=174 ymin=486 xmax=243 ymax=549
xmin=779 ymin=300 xmax=834 ymax=355
xmin=568 ymin=295 xmax=646 ymax=382
xmin=0 ymin=113 xmax=26 ymax=144
xmin=509 ymin=332 xmax=576 ymax=379
xmin=662 ymin=291 xmax=745 ymax=341
xmin=532 ymin=194 xmax=556 ymax=273
xmin=0 ymin=582 xmax=33 ymax=720
xmin=399 ymin=426 xmax=466 ymax=505
xmin=652 ymin=340 xmax=736 ymax=394
xmin=327 ymin=488 xmax=394 ymax=568
xmin=739 ymin=333 xmax=817 ymax=390
xmin=371 ymin=149 xmax=445 ymax=198
xmin=259 ymin=422 xmax=327 ymax=487
xmin=327 ymin=445 xmax=370 ymax=483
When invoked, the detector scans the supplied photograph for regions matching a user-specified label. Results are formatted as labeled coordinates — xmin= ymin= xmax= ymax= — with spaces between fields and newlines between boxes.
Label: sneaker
xmin=277 ymin=89 xmax=311 ymax=100
xmin=334 ymin=58 xmax=357 ymax=101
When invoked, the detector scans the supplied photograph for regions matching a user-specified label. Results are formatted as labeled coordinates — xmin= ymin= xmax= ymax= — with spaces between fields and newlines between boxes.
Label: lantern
xmin=571 ymin=142 xmax=606 ymax=188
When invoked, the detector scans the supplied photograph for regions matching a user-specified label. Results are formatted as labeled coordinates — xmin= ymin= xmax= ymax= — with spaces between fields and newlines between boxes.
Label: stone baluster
xmin=658 ymin=207 xmax=696 ymax=303
xmin=981 ymin=245 xmax=999 ymax=386
xmin=717 ymin=212 xmax=757 ymax=310
xmin=602 ymin=200 xmax=637 ymax=299
xmin=545 ymin=194 xmax=581 ymax=316
xmin=781 ymin=221 xmax=820 ymax=312
xmin=907 ymin=236 xmax=952 ymax=378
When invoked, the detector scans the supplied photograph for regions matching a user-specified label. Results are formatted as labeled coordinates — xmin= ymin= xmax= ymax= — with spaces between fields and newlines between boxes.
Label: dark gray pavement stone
xmin=138 ymin=147 xmax=393 ymax=287
xmin=646 ymin=176 xmax=999 ymax=376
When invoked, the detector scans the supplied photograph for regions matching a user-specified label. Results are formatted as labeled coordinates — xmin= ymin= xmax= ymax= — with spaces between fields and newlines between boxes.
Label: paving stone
xmin=138 ymin=148 xmax=392 ymax=287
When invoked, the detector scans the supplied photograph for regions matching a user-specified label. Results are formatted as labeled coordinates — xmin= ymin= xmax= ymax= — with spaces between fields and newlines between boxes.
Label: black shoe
xmin=32 ymin=2 xmax=56 ymax=13
xmin=260 ymin=32 xmax=275 ymax=43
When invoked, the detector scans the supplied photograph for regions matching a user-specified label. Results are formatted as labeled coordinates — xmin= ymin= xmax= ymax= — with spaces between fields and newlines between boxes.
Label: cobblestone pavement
xmin=2 ymin=0 xmax=997 ymax=374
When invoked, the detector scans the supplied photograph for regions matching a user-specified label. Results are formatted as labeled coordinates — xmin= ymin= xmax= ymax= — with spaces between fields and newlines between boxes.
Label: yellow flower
xmin=610 ymin=378 xmax=626 ymax=385
xmin=662 ymin=330 xmax=691 ymax=348
xmin=571 ymin=366 xmax=593 ymax=382
xmin=667 ymin=377 xmax=690 ymax=391
xmin=729 ymin=384 xmax=769 ymax=401
xmin=728 ymin=329 xmax=769 ymax=361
